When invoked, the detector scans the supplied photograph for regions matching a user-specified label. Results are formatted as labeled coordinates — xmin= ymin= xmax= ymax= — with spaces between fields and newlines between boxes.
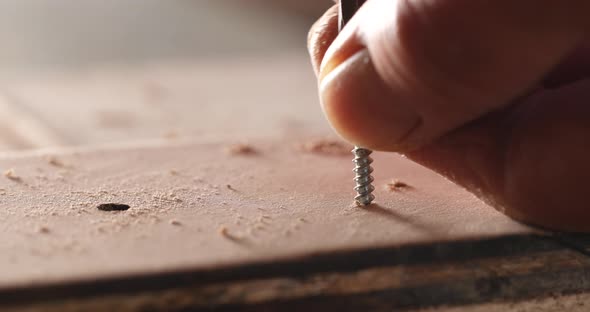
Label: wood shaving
xmin=219 ymin=226 xmax=244 ymax=242
xmin=170 ymin=220 xmax=182 ymax=226
xmin=37 ymin=226 xmax=51 ymax=234
xmin=46 ymin=156 xmax=64 ymax=167
xmin=4 ymin=169 xmax=21 ymax=181
xmin=386 ymin=180 xmax=412 ymax=191
xmin=226 ymin=143 xmax=257 ymax=156
xmin=254 ymin=224 xmax=265 ymax=231
xmin=219 ymin=226 xmax=233 ymax=239
xmin=299 ymin=139 xmax=352 ymax=156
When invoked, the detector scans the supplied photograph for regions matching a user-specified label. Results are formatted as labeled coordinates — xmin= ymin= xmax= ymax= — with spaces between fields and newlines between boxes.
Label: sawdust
xmin=219 ymin=226 xmax=233 ymax=239
xmin=153 ymin=192 xmax=183 ymax=203
xmin=170 ymin=219 xmax=182 ymax=226
xmin=386 ymin=180 xmax=412 ymax=191
xmin=226 ymin=143 xmax=258 ymax=156
xmin=0 ymin=156 xmax=221 ymax=243
xmin=4 ymin=169 xmax=21 ymax=182
xmin=219 ymin=226 xmax=247 ymax=242
xmin=37 ymin=226 xmax=51 ymax=234
xmin=299 ymin=139 xmax=352 ymax=156
xmin=78 ymin=186 xmax=195 ymax=235
xmin=45 ymin=156 xmax=64 ymax=168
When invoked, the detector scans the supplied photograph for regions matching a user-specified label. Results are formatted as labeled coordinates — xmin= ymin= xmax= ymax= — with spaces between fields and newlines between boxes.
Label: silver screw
xmin=352 ymin=146 xmax=375 ymax=206
xmin=339 ymin=0 xmax=374 ymax=205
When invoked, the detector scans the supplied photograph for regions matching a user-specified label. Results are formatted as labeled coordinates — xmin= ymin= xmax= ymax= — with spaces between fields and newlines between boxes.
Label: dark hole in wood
xmin=97 ymin=203 xmax=130 ymax=212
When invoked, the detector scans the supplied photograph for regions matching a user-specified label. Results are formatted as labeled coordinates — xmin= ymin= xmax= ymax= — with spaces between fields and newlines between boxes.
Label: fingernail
xmin=319 ymin=49 xmax=421 ymax=151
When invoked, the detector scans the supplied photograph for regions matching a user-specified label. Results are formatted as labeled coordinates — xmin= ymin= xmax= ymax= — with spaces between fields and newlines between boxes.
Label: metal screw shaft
xmin=339 ymin=0 xmax=374 ymax=206
xmin=352 ymin=146 xmax=375 ymax=206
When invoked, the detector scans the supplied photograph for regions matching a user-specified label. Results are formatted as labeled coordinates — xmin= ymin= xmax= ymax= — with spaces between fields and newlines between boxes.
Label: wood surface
xmin=0 ymin=137 xmax=530 ymax=286
xmin=0 ymin=55 xmax=327 ymax=151
xmin=1 ymin=138 xmax=589 ymax=311
xmin=0 ymin=55 xmax=589 ymax=311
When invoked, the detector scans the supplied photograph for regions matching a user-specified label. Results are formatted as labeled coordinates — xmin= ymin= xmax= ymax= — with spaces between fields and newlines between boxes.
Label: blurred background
xmin=0 ymin=0 xmax=334 ymax=151
xmin=0 ymin=0 xmax=332 ymax=77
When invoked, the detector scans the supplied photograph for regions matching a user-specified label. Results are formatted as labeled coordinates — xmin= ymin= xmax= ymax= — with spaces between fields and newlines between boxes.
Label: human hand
xmin=308 ymin=1 xmax=590 ymax=232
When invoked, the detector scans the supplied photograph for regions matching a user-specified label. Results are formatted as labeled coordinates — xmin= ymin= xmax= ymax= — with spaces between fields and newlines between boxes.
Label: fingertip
xmin=321 ymin=0 xmax=590 ymax=152
xmin=320 ymin=49 xmax=421 ymax=151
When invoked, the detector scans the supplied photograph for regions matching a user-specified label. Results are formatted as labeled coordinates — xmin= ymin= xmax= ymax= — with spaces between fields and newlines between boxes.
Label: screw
xmin=352 ymin=147 xmax=375 ymax=206
xmin=339 ymin=0 xmax=374 ymax=206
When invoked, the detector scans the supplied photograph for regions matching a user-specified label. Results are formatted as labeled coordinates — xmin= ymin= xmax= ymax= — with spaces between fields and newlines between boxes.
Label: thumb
xmin=318 ymin=0 xmax=590 ymax=151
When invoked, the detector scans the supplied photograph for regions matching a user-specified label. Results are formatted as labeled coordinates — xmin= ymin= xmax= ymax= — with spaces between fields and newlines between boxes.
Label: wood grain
xmin=0 ymin=135 xmax=550 ymax=310
xmin=0 ymin=53 xmax=587 ymax=311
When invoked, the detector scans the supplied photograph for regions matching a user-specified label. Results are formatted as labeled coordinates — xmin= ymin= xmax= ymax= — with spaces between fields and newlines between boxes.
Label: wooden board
xmin=1 ymin=137 xmax=590 ymax=311
xmin=1 ymin=53 xmax=589 ymax=310
xmin=0 ymin=137 xmax=531 ymax=286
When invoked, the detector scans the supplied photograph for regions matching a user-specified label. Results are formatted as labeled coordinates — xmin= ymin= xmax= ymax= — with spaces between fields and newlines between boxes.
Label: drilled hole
xmin=97 ymin=203 xmax=130 ymax=212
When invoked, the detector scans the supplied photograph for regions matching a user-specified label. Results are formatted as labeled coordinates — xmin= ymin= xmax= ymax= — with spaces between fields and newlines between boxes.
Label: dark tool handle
xmin=339 ymin=0 xmax=366 ymax=31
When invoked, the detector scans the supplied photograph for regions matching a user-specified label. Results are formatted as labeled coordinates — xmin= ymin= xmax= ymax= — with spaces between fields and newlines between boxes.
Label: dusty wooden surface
xmin=0 ymin=138 xmax=531 ymax=287
xmin=1 ymin=55 xmax=590 ymax=310
xmin=1 ymin=138 xmax=590 ymax=311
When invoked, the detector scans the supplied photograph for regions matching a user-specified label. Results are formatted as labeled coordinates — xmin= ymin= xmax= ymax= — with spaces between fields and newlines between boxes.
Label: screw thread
xmin=352 ymin=146 xmax=375 ymax=206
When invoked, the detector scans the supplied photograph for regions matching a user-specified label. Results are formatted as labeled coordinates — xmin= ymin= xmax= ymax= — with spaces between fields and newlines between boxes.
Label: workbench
xmin=1 ymin=55 xmax=589 ymax=311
